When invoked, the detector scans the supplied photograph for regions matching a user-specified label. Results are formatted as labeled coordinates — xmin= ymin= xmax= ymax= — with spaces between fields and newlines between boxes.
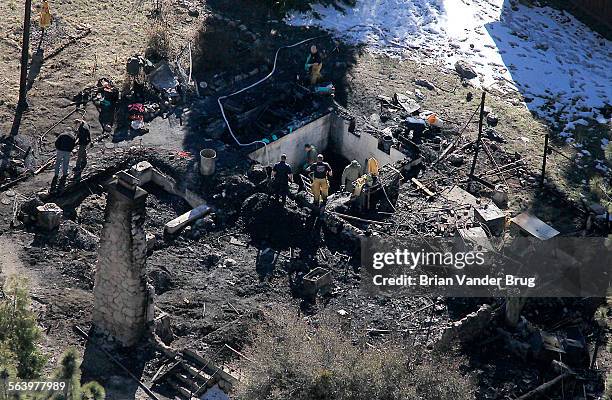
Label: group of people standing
xmin=269 ymin=142 xmax=382 ymax=210
xmin=52 ymin=119 xmax=92 ymax=182
xmin=270 ymin=144 xmax=332 ymax=208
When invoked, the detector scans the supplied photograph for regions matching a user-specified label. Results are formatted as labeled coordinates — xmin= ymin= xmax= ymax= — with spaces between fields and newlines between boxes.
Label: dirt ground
xmin=0 ymin=0 xmax=609 ymax=399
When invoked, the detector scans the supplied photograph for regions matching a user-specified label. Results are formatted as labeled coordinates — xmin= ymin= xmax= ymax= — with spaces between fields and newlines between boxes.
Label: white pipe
xmin=188 ymin=41 xmax=193 ymax=85
xmin=217 ymin=36 xmax=325 ymax=166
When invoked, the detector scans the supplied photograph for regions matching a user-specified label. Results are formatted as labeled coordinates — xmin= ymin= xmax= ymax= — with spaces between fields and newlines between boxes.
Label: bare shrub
xmin=145 ymin=23 xmax=171 ymax=62
xmin=235 ymin=309 xmax=475 ymax=400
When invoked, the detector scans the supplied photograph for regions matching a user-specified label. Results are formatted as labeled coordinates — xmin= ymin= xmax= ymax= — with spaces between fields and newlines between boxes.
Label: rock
xmin=224 ymin=258 xmax=236 ymax=267
xmin=146 ymin=233 xmax=157 ymax=253
xmin=187 ymin=7 xmax=199 ymax=17
xmin=485 ymin=128 xmax=505 ymax=143
xmin=492 ymin=185 xmax=509 ymax=209
xmin=486 ymin=112 xmax=499 ymax=127
xmin=393 ymin=93 xmax=420 ymax=114
xmin=36 ymin=203 xmax=63 ymax=231
xmin=414 ymin=79 xmax=435 ymax=90
xmin=448 ymin=153 xmax=465 ymax=166
xmin=369 ymin=113 xmax=381 ymax=126
xmin=194 ymin=216 xmax=215 ymax=232
xmin=454 ymin=60 xmax=478 ymax=80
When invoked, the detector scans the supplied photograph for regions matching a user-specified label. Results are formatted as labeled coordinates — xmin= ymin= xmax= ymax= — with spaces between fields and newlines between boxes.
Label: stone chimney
xmin=92 ymin=172 xmax=153 ymax=346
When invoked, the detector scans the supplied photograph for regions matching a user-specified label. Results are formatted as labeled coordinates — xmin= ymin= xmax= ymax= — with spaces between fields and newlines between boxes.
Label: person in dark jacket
xmin=74 ymin=119 xmax=92 ymax=172
xmin=271 ymin=154 xmax=293 ymax=205
xmin=54 ymin=130 xmax=76 ymax=178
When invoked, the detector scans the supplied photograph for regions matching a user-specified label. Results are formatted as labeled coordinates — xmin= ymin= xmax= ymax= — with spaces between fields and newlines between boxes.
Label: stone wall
xmin=92 ymin=179 xmax=152 ymax=346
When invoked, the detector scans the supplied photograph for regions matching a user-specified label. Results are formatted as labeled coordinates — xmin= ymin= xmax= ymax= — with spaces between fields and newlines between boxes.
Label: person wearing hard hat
xmin=305 ymin=45 xmax=322 ymax=85
xmin=40 ymin=0 xmax=52 ymax=30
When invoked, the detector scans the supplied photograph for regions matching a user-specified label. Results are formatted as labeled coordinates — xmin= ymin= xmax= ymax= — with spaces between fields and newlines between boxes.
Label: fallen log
xmin=516 ymin=372 xmax=573 ymax=400
xmin=0 ymin=172 xmax=30 ymax=191
xmin=34 ymin=156 xmax=56 ymax=174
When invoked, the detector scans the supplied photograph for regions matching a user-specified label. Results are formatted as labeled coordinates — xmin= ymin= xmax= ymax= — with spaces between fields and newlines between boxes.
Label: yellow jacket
xmin=366 ymin=157 xmax=379 ymax=176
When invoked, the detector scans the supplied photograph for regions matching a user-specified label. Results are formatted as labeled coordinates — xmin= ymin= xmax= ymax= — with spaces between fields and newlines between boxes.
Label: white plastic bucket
xmin=199 ymin=149 xmax=217 ymax=176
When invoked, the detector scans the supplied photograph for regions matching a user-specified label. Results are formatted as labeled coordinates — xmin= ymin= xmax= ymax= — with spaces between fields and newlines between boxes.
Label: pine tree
xmin=0 ymin=278 xmax=47 ymax=379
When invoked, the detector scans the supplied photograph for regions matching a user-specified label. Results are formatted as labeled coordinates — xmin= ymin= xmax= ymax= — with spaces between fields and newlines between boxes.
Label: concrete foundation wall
xmin=92 ymin=182 xmax=150 ymax=346
xmin=329 ymin=114 xmax=406 ymax=167
xmin=248 ymin=112 xmax=407 ymax=171
xmin=248 ymin=113 xmax=332 ymax=167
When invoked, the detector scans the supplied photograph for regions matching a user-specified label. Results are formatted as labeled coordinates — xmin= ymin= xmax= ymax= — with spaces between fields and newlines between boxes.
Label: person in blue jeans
xmin=54 ymin=130 xmax=76 ymax=179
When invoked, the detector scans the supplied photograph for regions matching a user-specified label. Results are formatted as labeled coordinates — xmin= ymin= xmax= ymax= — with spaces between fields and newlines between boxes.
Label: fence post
xmin=467 ymin=92 xmax=486 ymax=192
xmin=540 ymin=134 xmax=549 ymax=187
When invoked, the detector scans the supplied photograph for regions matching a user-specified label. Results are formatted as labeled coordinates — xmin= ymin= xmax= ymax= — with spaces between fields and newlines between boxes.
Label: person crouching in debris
xmin=341 ymin=159 xmax=361 ymax=193
xmin=308 ymin=154 xmax=332 ymax=207
xmin=74 ymin=119 xmax=92 ymax=172
xmin=53 ymin=129 xmax=76 ymax=180
xmin=305 ymin=45 xmax=322 ymax=85
xmin=270 ymin=154 xmax=293 ymax=206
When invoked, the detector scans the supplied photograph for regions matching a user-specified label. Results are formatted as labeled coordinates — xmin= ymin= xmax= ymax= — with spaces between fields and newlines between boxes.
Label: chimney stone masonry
xmin=92 ymin=173 xmax=153 ymax=346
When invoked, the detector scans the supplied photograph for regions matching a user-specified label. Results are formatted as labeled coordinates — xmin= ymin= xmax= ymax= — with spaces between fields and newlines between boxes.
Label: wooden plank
xmin=164 ymin=204 xmax=211 ymax=234
xmin=411 ymin=178 xmax=434 ymax=197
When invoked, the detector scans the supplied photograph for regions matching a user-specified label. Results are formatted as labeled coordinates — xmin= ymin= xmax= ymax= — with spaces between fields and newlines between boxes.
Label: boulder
xmin=448 ymin=153 xmax=465 ymax=166
xmin=454 ymin=60 xmax=478 ymax=80
xmin=486 ymin=112 xmax=499 ymax=126
xmin=414 ymin=79 xmax=435 ymax=90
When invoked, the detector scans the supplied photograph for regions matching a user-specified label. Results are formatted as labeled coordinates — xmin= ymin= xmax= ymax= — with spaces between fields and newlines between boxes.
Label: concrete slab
xmin=130 ymin=161 xmax=154 ymax=183
xmin=36 ymin=203 xmax=63 ymax=231
xmin=510 ymin=212 xmax=560 ymax=240
xmin=457 ymin=226 xmax=494 ymax=252
xmin=164 ymin=204 xmax=211 ymax=234
xmin=442 ymin=186 xmax=480 ymax=208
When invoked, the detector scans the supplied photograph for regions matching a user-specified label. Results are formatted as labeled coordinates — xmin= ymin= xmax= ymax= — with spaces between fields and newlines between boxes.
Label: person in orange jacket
xmin=40 ymin=0 xmax=52 ymax=30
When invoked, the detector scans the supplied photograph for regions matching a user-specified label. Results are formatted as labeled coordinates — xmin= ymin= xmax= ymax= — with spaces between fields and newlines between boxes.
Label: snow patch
xmin=287 ymin=0 xmax=611 ymax=134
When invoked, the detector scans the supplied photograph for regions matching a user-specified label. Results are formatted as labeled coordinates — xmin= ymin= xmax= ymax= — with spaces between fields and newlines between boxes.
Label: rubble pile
xmin=240 ymin=192 xmax=311 ymax=245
